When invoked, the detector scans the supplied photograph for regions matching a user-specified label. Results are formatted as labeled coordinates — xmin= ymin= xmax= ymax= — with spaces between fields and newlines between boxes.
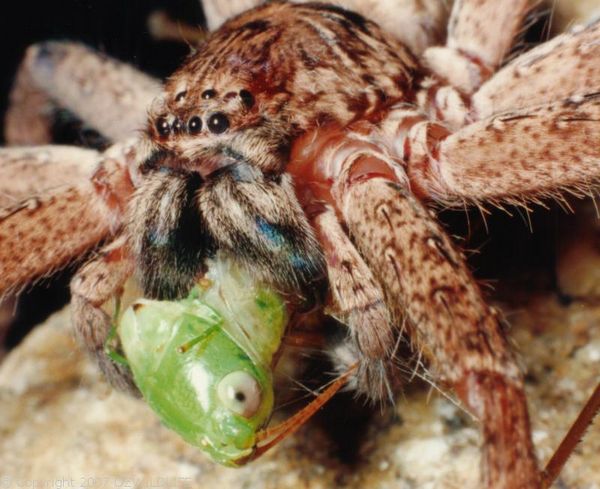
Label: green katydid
xmin=111 ymin=255 xmax=354 ymax=466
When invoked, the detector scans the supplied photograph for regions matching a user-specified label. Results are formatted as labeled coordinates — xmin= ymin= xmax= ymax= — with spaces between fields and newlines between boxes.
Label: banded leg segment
xmin=290 ymin=126 xmax=540 ymax=488
xmin=71 ymin=236 xmax=137 ymax=393
xmin=0 ymin=146 xmax=99 ymax=207
xmin=201 ymin=0 xmax=262 ymax=31
xmin=313 ymin=206 xmax=392 ymax=358
xmin=342 ymin=179 xmax=539 ymax=489
xmin=404 ymin=94 xmax=600 ymax=206
xmin=6 ymin=42 xmax=161 ymax=143
xmin=474 ymin=20 xmax=600 ymax=117
xmin=423 ymin=0 xmax=534 ymax=93
xmin=0 ymin=143 xmax=135 ymax=296
xmin=312 ymin=206 xmax=395 ymax=399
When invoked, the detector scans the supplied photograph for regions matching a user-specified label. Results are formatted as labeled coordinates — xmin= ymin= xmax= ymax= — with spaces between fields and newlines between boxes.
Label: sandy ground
xmin=0 ymin=280 xmax=598 ymax=489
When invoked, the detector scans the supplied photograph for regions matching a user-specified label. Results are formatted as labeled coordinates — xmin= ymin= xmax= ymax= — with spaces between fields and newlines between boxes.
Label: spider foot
xmin=96 ymin=350 xmax=139 ymax=396
xmin=71 ymin=294 xmax=139 ymax=396
xmin=329 ymin=337 xmax=401 ymax=403
xmin=70 ymin=237 xmax=137 ymax=395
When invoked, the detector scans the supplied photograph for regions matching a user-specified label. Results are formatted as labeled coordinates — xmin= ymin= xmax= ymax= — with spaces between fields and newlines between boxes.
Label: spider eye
xmin=239 ymin=89 xmax=254 ymax=109
xmin=156 ymin=117 xmax=171 ymax=137
xmin=217 ymin=371 xmax=262 ymax=418
xmin=202 ymin=89 xmax=217 ymax=99
xmin=188 ymin=116 xmax=202 ymax=135
xmin=207 ymin=112 xmax=229 ymax=134
xmin=172 ymin=118 xmax=183 ymax=134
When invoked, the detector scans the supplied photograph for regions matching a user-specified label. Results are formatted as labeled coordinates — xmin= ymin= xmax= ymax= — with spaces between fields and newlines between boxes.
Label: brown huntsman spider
xmin=1 ymin=1 xmax=600 ymax=488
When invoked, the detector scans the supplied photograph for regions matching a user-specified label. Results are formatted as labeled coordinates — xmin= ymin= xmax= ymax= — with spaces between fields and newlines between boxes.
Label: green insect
xmin=111 ymin=256 xmax=352 ymax=466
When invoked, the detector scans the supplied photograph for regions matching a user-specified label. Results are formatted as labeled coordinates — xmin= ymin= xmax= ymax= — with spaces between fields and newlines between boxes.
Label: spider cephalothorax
xmin=149 ymin=2 xmax=417 ymax=157
xmin=134 ymin=2 xmax=418 ymax=310
xmin=2 ymin=1 xmax=600 ymax=488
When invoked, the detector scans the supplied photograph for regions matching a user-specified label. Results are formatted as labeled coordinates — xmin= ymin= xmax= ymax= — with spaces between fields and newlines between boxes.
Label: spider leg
xmin=313 ymin=206 xmax=392 ymax=358
xmin=343 ymin=179 xmax=539 ymax=489
xmin=423 ymin=0 xmax=535 ymax=94
xmin=311 ymin=205 xmax=398 ymax=400
xmin=0 ymin=141 xmax=137 ymax=297
xmin=337 ymin=0 xmax=448 ymax=55
xmin=403 ymin=94 xmax=600 ymax=206
xmin=0 ymin=145 xmax=98 ymax=208
xmin=0 ymin=180 xmax=108 ymax=296
xmin=149 ymin=0 xmax=271 ymax=45
xmin=70 ymin=235 xmax=137 ymax=393
xmin=201 ymin=0 xmax=262 ymax=31
xmin=5 ymin=42 xmax=160 ymax=144
xmin=474 ymin=19 xmax=600 ymax=117
xmin=542 ymin=382 xmax=600 ymax=489
xmin=289 ymin=127 xmax=540 ymax=489
xmin=4 ymin=63 xmax=54 ymax=145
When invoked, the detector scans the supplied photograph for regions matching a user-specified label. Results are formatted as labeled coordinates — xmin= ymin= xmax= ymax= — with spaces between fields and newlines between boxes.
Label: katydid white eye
xmin=217 ymin=371 xmax=262 ymax=418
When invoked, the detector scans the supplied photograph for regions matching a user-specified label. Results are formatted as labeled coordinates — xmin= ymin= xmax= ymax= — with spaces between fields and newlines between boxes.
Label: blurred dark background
xmin=0 ymin=1 xmax=566 ymax=348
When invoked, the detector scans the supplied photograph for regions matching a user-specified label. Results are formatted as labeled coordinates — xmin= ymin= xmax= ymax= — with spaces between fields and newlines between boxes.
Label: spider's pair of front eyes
xmin=156 ymin=112 xmax=230 ymax=138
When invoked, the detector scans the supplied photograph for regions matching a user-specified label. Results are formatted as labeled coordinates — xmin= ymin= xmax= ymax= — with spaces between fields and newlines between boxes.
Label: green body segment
xmin=118 ymin=258 xmax=287 ymax=466
xmin=192 ymin=256 xmax=287 ymax=369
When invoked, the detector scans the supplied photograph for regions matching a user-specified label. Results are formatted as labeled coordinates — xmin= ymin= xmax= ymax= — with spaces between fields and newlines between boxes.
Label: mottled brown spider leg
xmin=201 ymin=0 xmax=262 ymax=31
xmin=424 ymin=0 xmax=535 ymax=94
xmin=0 ymin=142 xmax=136 ymax=297
xmin=0 ymin=184 xmax=107 ymax=296
xmin=331 ymin=0 xmax=448 ymax=56
xmin=473 ymin=19 xmax=600 ymax=117
xmin=290 ymin=127 xmax=540 ymax=489
xmin=0 ymin=147 xmax=101 ymax=335
xmin=4 ymin=62 xmax=54 ymax=145
xmin=71 ymin=235 xmax=137 ymax=393
xmin=311 ymin=205 xmax=397 ymax=399
xmin=0 ymin=146 xmax=99 ymax=207
xmin=406 ymin=94 xmax=600 ymax=207
xmin=343 ymin=179 xmax=539 ymax=489
xmin=312 ymin=205 xmax=392 ymax=357
xmin=6 ymin=42 xmax=160 ymax=144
